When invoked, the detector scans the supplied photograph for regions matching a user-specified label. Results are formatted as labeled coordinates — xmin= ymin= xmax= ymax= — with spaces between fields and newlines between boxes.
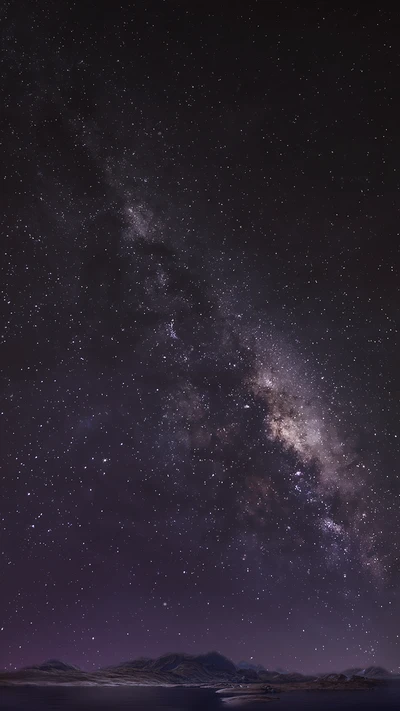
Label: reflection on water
xmin=0 ymin=687 xmax=222 ymax=711
xmin=1 ymin=686 xmax=400 ymax=711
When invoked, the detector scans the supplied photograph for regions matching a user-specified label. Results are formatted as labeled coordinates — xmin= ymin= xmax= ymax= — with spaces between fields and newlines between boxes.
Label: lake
xmin=1 ymin=685 xmax=400 ymax=710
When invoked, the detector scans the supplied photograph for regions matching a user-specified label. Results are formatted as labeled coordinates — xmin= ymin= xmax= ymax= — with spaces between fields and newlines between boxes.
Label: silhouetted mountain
xmin=101 ymin=651 xmax=238 ymax=683
xmin=22 ymin=659 xmax=80 ymax=672
xmin=107 ymin=657 xmax=151 ymax=671
xmin=342 ymin=667 xmax=363 ymax=677
xmin=0 ymin=653 xmax=396 ymax=688
xmin=341 ymin=665 xmax=392 ymax=679
xmin=363 ymin=666 xmax=392 ymax=678
xmin=320 ymin=673 xmax=347 ymax=683
xmin=235 ymin=663 xmax=314 ymax=684
xmin=237 ymin=660 xmax=268 ymax=673
xmin=197 ymin=652 xmax=237 ymax=674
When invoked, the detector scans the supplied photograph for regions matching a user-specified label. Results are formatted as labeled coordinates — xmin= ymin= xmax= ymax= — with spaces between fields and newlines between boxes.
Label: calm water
xmin=1 ymin=686 xmax=400 ymax=710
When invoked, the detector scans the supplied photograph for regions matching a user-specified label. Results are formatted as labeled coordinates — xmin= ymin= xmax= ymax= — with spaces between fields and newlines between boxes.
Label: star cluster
xmin=1 ymin=1 xmax=399 ymax=674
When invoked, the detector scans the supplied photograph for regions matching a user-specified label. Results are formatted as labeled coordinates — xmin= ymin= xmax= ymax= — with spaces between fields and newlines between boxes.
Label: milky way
xmin=1 ymin=1 xmax=399 ymax=675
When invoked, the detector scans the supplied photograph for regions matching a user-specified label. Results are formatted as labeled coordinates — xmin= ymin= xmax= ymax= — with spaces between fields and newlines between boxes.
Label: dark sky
xmin=1 ymin=1 xmax=399 ymax=674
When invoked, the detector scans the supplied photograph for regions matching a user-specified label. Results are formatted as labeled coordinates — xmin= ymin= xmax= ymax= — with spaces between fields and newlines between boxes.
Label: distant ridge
xmin=1 ymin=653 xmax=397 ymax=687
xmin=102 ymin=651 xmax=238 ymax=682
xmin=236 ymin=660 xmax=268 ymax=673
xmin=341 ymin=666 xmax=392 ymax=679
xmin=22 ymin=659 xmax=80 ymax=672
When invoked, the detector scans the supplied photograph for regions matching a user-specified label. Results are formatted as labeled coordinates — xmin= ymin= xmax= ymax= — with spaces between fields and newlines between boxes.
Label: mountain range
xmin=0 ymin=653 xmax=398 ymax=687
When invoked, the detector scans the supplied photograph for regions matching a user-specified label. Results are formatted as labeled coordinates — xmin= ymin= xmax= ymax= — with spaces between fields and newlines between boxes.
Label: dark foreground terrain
xmin=2 ymin=655 xmax=400 ymax=709
xmin=1 ymin=685 xmax=400 ymax=711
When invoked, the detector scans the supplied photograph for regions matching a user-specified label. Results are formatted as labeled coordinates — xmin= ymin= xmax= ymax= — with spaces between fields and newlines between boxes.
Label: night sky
xmin=1 ymin=2 xmax=399 ymax=675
